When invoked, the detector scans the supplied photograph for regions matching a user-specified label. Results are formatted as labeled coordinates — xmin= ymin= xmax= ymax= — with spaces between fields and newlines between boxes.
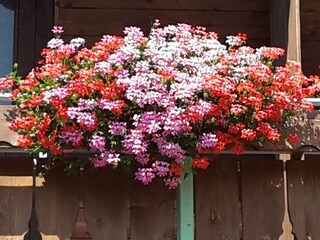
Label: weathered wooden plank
xmin=59 ymin=9 xmax=269 ymax=27
xmin=302 ymin=40 xmax=320 ymax=63
xmin=241 ymin=155 xmax=284 ymax=240
xmin=0 ymin=154 xmax=33 ymax=240
xmin=301 ymin=40 xmax=320 ymax=75
xmin=287 ymin=0 xmax=301 ymax=62
xmin=130 ymin=179 xmax=176 ymax=240
xmin=287 ymin=155 xmax=320 ymax=239
xmin=59 ymin=0 xmax=268 ymax=11
xmin=301 ymin=27 xmax=320 ymax=40
xmin=36 ymin=165 xmax=79 ymax=239
xmin=302 ymin=66 xmax=320 ymax=76
xmin=84 ymin=167 xmax=128 ymax=240
xmin=301 ymin=2 xmax=320 ymax=77
xmin=301 ymin=13 xmax=320 ymax=27
xmin=195 ymin=155 xmax=241 ymax=240
xmin=301 ymin=0 xmax=320 ymax=13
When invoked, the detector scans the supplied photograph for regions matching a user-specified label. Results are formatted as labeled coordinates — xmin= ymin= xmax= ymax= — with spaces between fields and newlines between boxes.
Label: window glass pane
xmin=0 ymin=0 xmax=15 ymax=104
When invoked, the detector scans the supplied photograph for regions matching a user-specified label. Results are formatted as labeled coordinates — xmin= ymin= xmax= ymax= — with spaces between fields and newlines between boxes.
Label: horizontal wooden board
xmin=59 ymin=0 xmax=269 ymax=11
xmin=59 ymin=9 xmax=270 ymax=43
xmin=301 ymin=0 xmax=320 ymax=13
xmin=301 ymin=40 xmax=320 ymax=71
xmin=302 ymin=66 xmax=320 ymax=76
xmin=301 ymin=27 xmax=320 ymax=40
xmin=59 ymin=9 xmax=269 ymax=27
xmin=301 ymin=13 xmax=320 ymax=28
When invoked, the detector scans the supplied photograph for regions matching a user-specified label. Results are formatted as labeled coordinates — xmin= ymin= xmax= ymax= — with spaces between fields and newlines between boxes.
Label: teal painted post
xmin=178 ymin=156 xmax=194 ymax=240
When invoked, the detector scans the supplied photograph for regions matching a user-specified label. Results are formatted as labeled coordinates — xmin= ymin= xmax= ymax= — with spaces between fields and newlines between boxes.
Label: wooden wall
xmin=195 ymin=154 xmax=320 ymax=240
xmin=0 ymin=153 xmax=176 ymax=240
xmin=301 ymin=0 xmax=320 ymax=75
xmin=57 ymin=0 xmax=270 ymax=48
xmin=2 ymin=153 xmax=320 ymax=239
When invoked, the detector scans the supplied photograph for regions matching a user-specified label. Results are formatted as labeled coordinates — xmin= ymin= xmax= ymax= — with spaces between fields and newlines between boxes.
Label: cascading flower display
xmin=1 ymin=20 xmax=320 ymax=188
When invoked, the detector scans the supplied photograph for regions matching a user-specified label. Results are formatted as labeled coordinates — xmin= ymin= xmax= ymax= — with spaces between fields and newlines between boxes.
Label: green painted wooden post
xmin=178 ymin=156 xmax=194 ymax=240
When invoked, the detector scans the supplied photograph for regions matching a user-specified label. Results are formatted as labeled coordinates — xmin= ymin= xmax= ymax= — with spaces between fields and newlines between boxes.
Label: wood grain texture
xmin=241 ymin=155 xmax=284 ymax=240
xmin=301 ymin=38 xmax=320 ymax=76
xmin=59 ymin=0 xmax=269 ymax=11
xmin=59 ymin=8 xmax=268 ymax=27
xmin=84 ymin=167 xmax=128 ymax=240
xmin=36 ymin=165 xmax=79 ymax=239
xmin=300 ymin=0 xmax=320 ymax=76
xmin=130 ymin=179 xmax=176 ymax=240
xmin=301 ymin=27 xmax=320 ymax=40
xmin=0 ymin=154 xmax=33 ymax=239
xmin=195 ymin=155 xmax=241 ymax=240
xmin=287 ymin=0 xmax=301 ymax=62
xmin=301 ymin=0 xmax=320 ymax=13
xmin=287 ymin=156 xmax=320 ymax=240
xmin=301 ymin=13 xmax=320 ymax=27
xmin=59 ymin=8 xmax=270 ymax=49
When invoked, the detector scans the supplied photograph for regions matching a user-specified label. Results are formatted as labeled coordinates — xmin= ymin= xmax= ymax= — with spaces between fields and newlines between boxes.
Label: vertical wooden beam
xmin=178 ymin=156 xmax=194 ymax=240
xmin=278 ymin=154 xmax=294 ymax=240
xmin=287 ymin=0 xmax=301 ymax=63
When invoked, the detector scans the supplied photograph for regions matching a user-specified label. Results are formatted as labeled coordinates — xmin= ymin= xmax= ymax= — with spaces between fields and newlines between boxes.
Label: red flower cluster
xmin=0 ymin=22 xmax=319 ymax=188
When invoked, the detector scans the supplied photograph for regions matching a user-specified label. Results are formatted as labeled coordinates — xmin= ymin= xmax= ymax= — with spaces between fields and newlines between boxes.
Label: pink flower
xmin=51 ymin=26 xmax=64 ymax=34
xmin=135 ymin=168 xmax=155 ymax=185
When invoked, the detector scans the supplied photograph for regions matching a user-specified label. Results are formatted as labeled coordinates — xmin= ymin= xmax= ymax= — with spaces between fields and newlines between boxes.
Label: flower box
xmin=0 ymin=22 xmax=319 ymax=188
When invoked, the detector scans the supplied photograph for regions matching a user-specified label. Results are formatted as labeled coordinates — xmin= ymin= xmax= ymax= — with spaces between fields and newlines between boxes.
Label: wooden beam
xmin=287 ymin=0 xmax=301 ymax=62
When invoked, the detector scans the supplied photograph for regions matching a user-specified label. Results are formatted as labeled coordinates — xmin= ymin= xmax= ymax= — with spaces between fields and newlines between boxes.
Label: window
xmin=0 ymin=0 xmax=55 ymax=105
xmin=0 ymin=0 xmax=15 ymax=104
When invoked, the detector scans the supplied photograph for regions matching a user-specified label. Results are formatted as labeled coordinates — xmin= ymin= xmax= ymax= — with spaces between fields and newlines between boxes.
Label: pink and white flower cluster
xmin=1 ymin=21 xmax=320 ymax=188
